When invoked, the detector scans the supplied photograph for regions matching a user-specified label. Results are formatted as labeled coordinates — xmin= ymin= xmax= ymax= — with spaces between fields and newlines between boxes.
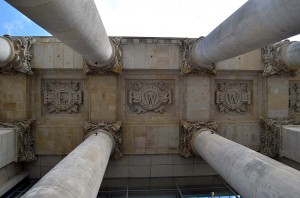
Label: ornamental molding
xmin=43 ymin=80 xmax=83 ymax=114
xmin=289 ymin=82 xmax=300 ymax=113
xmin=262 ymin=40 xmax=297 ymax=77
xmin=260 ymin=117 xmax=300 ymax=157
xmin=181 ymin=38 xmax=217 ymax=75
xmin=216 ymin=81 xmax=251 ymax=113
xmin=84 ymin=37 xmax=122 ymax=75
xmin=0 ymin=35 xmax=33 ymax=75
xmin=127 ymin=81 xmax=173 ymax=114
xmin=0 ymin=119 xmax=36 ymax=162
xmin=83 ymin=121 xmax=123 ymax=159
xmin=180 ymin=120 xmax=217 ymax=157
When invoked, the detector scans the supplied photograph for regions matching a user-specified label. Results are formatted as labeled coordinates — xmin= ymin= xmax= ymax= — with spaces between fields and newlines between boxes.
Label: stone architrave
xmin=289 ymin=82 xmax=300 ymax=113
xmin=0 ymin=119 xmax=36 ymax=162
xmin=260 ymin=117 xmax=300 ymax=157
xmin=180 ymin=120 xmax=217 ymax=157
xmin=84 ymin=37 xmax=122 ymax=75
xmin=83 ymin=121 xmax=123 ymax=159
xmin=181 ymin=38 xmax=217 ymax=75
xmin=43 ymin=80 xmax=83 ymax=114
xmin=262 ymin=40 xmax=297 ymax=77
xmin=128 ymin=81 xmax=173 ymax=114
xmin=0 ymin=35 xmax=33 ymax=75
xmin=216 ymin=81 xmax=251 ymax=113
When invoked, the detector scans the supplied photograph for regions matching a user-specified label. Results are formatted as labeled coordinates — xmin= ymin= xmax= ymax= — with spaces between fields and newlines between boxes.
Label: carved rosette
xmin=289 ymin=82 xmax=300 ymax=113
xmin=216 ymin=82 xmax=251 ymax=113
xmin=262 ymin=40 xmax=297 ymax=77
xmin=84 ymin=37 xmax=122 ymax=75
xmin=83 ymin=121 xmax=123 ymax=159
xmin=0 ymin=35 xmax=33 ymax=75
xmin=0 ymin=119 xmax=36 ymax=162
xmin=260 ymin=117 xmax=300 ymax=157
xmin=181 ymin=38 xmax=217 ymax=75
xmin=128 ymin=81 xmax=173 ymax=114
xmin=180 ymin=120 xmax=217 ymax=157
xmin=43 ymin=81 xmax=83 ymax=114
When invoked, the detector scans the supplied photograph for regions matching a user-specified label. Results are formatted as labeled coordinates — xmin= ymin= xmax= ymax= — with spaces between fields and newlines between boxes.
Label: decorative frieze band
xmin=180 ymin=120 xmax=217 ymax=157
xmin=83 ymin=121 xmax=123 ymax=159
xmin=262 ymin=40 xmax=297 ymax=77
xmin=260 ymin=117 xmax=300 ymax=157
xmin=84 ymin=37 xmax=122 ymax=75
xmin=0 ymin=35 xmax=33 ymax=75
xmin=181 ymin=38 xmax=217 ymax=75
xmin=0 ymin=119 xmax=36 ymax=162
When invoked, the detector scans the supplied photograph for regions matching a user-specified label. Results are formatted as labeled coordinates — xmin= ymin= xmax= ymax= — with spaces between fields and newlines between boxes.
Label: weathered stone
xmin=84 ymin=37 xmax=122 ymax=75
xmin=181 ymin=38 xmax=216 ymax=75
xmin=180 ymin=120 xmax=217 ymax=157
xmin=83 ymin=121 xmax=123 ymax=159
xmin=0 ymin=35 xmax=33 ymax=75
xmin=260 ymin=117 xmax=300 ymax=157
xmin=262 ymin=40 xmax=297 ymax=76
xmin=0 ymin=120 xmax=36 ymax=162
xmin=289 ymin=82 xmax=300 ymax=113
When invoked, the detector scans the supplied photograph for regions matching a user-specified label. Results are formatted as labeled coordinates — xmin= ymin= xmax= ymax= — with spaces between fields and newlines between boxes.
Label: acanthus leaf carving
xmin=181 ymin=38 xmax=217 ymax=75
xmin=128 ymin=81 xmax=173 ymax=114
xmin=0 ymin=119 xmax=36 ymax=162
xmin=180 ymin=120 xmax=217 ymax=157
xmin=260 ymin=117 xmax=300 ymax=157
xmin=44 ymin=80 xmax=83 ymax=114
xmin=0 ymin=35 xmax=33 ymax=75
xmin=83 ymin=121 xmax=123 ymax=159
xmin=289 ymin=82 xmax=300 ymax=113
xmin=84 ymin=37 xmax=122 ymax=75
xmin=262 ymin=40 xmax=297 ymax=77
xmin=216 ymin=82 xmax=251 ymax=113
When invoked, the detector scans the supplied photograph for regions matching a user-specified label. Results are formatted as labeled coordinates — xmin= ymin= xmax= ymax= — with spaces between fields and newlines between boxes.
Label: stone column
xmin=0 ymin=35 xmax=33 ymax=74
xmin=181 ymin=121 xmax=300 ymax=198
xmin=22 ymin=121 xmax=122 ymax=198
xmin=262 ymin=40 xmax=300 ymax=76
xmin=6 ymin=0 xmax=122 ymax=74
xmin=184 ymin=0 xmax=300 ymax=71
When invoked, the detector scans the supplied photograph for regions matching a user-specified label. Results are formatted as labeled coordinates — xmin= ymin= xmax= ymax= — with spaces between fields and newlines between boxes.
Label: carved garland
xmin=84 ymin=37 xmax=122 ymax=75
xmin=83 ymin=121 xmax=123 ymax=159
xmin=260 ymin=117 xmax=300 ymax=157
xmin=262 ymin=40 xmax=297 ymax=77
xmin=181 ymin=38 xmax=217 ymax=75
xmin=289 ymin=82 xmax=300 ymax=113
xmin=180 ymin=120 xmax=218 ymax=157
xmin=0 ymin=35 xmax=33 ymax=75
xmin=0 ymin=119 xmax=36 ymax=162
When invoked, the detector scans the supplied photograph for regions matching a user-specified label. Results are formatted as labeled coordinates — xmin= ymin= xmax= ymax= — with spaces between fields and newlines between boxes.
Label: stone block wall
xmin=1 ymin=37 xmax=278 ymax=178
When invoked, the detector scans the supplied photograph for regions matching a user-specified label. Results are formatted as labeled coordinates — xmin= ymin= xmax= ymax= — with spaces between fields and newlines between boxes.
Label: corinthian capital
xmin=262 ymin=40 xmax=297 ymax=77
xmin=84 ymin=37 xmax=122 ymax=75
xmin=0 ymin=119 xmax=36 ymax=162
xmin=181 ymin=38 xmax=217 ymax=75
xmin=0 ymin=35 xmax=33 ymax=75
xmin=180 ymin=120 xmax=217 ymax=157
xmin=83 ymin=121 xmax=123 ymax=159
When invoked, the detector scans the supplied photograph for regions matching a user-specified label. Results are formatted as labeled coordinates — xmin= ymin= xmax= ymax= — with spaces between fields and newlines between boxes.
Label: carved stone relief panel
xmin=289 ymin=82 xmax=300 ymax=113
xmin=215 ymin=81 xmax=252 ymax=113
xmin=126 ymin=80 xmax=174 ymax=114
xmin=43 ymin=80 xmax=83 ymax=114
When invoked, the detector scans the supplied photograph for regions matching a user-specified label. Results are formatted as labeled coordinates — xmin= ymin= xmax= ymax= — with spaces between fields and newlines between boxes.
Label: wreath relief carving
xmin=128 ymin=81 xmax=173 ymax=114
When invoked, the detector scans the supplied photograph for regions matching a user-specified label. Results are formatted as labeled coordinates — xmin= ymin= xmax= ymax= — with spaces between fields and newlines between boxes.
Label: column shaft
xmin=23 ymin=131 xmax=114 ymax=198
xmin=0 ymin=37 xmax=14 ymax=67
xmin=6 ymin=0 xmax=113 ymax=67
xmin=192 ymin=131 xmax=300 ymax=198
xmin=283 ymin=42 xmax=300 ymax=69
xmin=191 ymin=0 xmax=300 ymax=67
